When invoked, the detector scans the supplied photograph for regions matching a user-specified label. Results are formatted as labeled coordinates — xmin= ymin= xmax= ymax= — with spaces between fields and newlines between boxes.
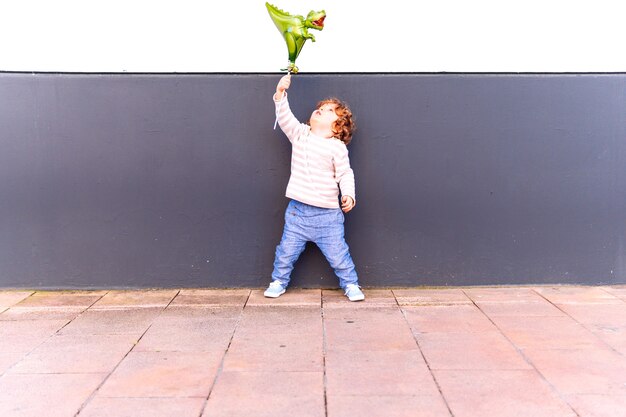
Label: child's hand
xmin=275 ymin=73 xmax=291 ymax=99
xmin=341 ymin=196 xmax=355 ymax=213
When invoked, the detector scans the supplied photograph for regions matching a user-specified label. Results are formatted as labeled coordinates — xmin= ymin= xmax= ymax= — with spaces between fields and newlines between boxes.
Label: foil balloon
xmin=266 ymin=2 xmax=326 ymax=73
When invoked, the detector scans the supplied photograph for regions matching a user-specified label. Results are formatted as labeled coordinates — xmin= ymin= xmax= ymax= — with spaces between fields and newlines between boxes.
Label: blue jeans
xmin=272 ymin=200 xmax=359 ymax=289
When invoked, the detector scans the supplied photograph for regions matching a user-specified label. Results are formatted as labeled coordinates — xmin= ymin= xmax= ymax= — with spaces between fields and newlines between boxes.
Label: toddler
xmin=264 ymin=74 xmax=365 ymax=301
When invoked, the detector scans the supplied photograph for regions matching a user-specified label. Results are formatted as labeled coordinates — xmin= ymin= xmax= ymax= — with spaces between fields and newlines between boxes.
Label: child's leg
xmin=271 ymin=201 xmax=308 ymax=286
xmin=314 ymin=210 xmax=359 ymax=289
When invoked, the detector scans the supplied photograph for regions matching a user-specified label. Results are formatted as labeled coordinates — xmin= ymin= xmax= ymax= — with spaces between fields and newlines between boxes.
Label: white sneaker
xmin=344 ymin=284 xmax=365 ymax=302
xmin=264 ymin=280 xmax=286 ymax=298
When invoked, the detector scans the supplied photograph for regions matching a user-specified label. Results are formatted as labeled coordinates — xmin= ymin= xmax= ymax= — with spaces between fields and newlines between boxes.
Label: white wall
xmin=2 ymin=0 xmax=624 ymax=72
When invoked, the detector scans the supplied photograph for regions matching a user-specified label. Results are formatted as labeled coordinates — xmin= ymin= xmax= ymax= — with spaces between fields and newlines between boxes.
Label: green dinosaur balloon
xmin=266 ymin=2 xmax=326 ymax=73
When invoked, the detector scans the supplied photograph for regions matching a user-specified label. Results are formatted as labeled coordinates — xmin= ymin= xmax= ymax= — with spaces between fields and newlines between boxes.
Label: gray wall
xmin=0 ymin=73 xmax=624 ymax=289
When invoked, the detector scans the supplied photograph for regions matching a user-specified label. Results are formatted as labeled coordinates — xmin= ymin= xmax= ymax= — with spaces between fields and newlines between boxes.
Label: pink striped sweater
xmin=273 ymin=93 xmax=356 ymax=209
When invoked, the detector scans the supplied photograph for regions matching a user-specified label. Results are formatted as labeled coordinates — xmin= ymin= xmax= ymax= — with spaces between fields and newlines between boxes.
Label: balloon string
xmin=273 ymin=98 xmax=283 ymax=130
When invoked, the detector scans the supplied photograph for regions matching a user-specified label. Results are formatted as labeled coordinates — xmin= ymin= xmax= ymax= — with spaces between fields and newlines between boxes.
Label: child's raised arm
xmin=273 ymin=74 xmax=306 ymax=143
xmin=275 ymin=73 xmax=291 ymax=101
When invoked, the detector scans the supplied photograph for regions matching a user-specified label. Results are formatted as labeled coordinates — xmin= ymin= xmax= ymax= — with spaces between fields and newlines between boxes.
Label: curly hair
xmin=310 ymin=98 xmax=356 ymax=145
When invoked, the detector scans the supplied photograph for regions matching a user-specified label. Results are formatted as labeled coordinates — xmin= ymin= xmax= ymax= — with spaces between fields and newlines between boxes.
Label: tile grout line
xmin=73 ymin=289 xmax=181 ymax=416
xmin=321 ymin=290 xmax=329 ymax=417
xmin=462 ymin=289 xmax=581 ymax=417
xmin=0 ymin=291 xmax=36 ymax=378
xmin=599 ymin=286 xmax=626 ymax=304
xmin=0 ymin=290 xmax=110 ymax=380
xmin=391 ymin=289 xmax=455 ymax=417
xmin=56 ymin=291 xmax=111 ymax=332
xmin=531 ymin=288 xmax=626 ymax=358
xmin=197 ymin=289 xmax=252 ymax=417
xmin=0 ymin=291 xmax=34 ymax=315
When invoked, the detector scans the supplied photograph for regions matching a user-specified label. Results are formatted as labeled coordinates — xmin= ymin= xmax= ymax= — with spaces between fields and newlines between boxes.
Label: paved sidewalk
xmin=0 ymin=286 xmax=625 ymax=417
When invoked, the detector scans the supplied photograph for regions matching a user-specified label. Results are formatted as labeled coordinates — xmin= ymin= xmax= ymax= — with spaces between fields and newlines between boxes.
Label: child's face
xmin=310 ymin=103 xmax=339 ymax=132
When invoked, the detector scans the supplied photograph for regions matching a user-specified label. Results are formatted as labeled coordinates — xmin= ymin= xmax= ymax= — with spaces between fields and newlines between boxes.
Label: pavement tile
xmin=401 ymin=305 xmax=496 ymax=333
xmin=148 ymin=309 xmax=240 ymax=329
xmin=223 ymin=348 xmax=323 ymax=372
xmin=8 ymin=333 xmax=136 ymax=374
xmin=534 ymin=287 xmax=623 ymax=305
xmin=203 ymin=393 xmax=324 ymax=417
xmin=323 ymin=289 xmax=397 ymax=307
xmin=327 ymin=395 xmax=451 ymax=417
xmin=416 ymin=331 xmax=532 ymax=370
xmin=393 ymin=288 xmax=472 ymax=306
xmin=230 ymin=329 xmax=321 ymax=349
xmin=134 ymin=315 xmax=237 ymax=352
xmin=236 ymin=306 xmax=322 ymax=340
xmin=0 ymin=318 xmax=70 ymax=336
xmin=553 ymin=304 xmax=626 ymax=353
xmin=491 ymin=315 xmax=607 ymax=350
xmin=79 ymin=397 xmax=206 ymax=417
xmin=161 ymin=305 xmax=243 ymax=320
xmin=0 ymin=307 xmax=83 ymax=321
xmin=434 ymin=369 xmax=576 ymax=417
xmin=0 ymin=373 xmax=105 ymax=417
xmin=91 ymin=289 xmax=178 ymax=309
xmin=0 ymin=319 xmax=71 ymax=353
xmin=0 ymin=291 xmax=34 ymax=309
xmin=133 ymin=329 xmax=233 ymax=353
xmin=565 ymin=394 xmax=626 ymax=417
xmin=223 ymin=330 xmax=323 ymax=372
xmin=0 ymin=351 xmax=26 ymax=375
xmin=98 ymin=351 xmax=223 ymax=398
xmin=171 ymin=289 xmax=249 ymax=307
xmin=522 ymin=348 xmax=626 ymax=395
xmin=325 ymin=316 xmax=418 ymax=351
xmin=475 ymin=300 xmax=566 ymax=317
xmin=587 ymin=326 xmax=626 ymax=355
xmin=239 ymin=306 xmax=321 ymax=328
xmin=325 ymin=350 xmax=437 ymax=396
xmin=247 ymin=289 xmax=321 ymax=307
xmin=463 ymin=287 xmax=542 ymax=302
xmin=326 ymin=349 xmax=428 ymax=371
xmin=223 ymin=320 xmax=323 ymax=371
xmin=323 ymin=306 xmax=403 ymax=322
xmin=0 ymin=334 xmax=57 ymax=356
xmin=601 ymin=286 xmax=626 ymax=302
xmin=234 ymin=322 xmax=323 ymax=339
xmin=14 ymin=291 xmax=106 ymax=308
xmin=205 ymin=370 xmax=324 ymax=417
xmin=57 ymin=307 xmax=162 ymax=336
xmin=556 ymin=303 xmax=626 ymax=327
xmin=210 ymin=371 xmax=324 ymax=397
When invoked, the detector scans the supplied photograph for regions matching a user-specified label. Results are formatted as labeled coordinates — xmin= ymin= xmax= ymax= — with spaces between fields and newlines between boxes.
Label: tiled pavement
xmin=0 ymin=286 xmax=625 ymax=417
